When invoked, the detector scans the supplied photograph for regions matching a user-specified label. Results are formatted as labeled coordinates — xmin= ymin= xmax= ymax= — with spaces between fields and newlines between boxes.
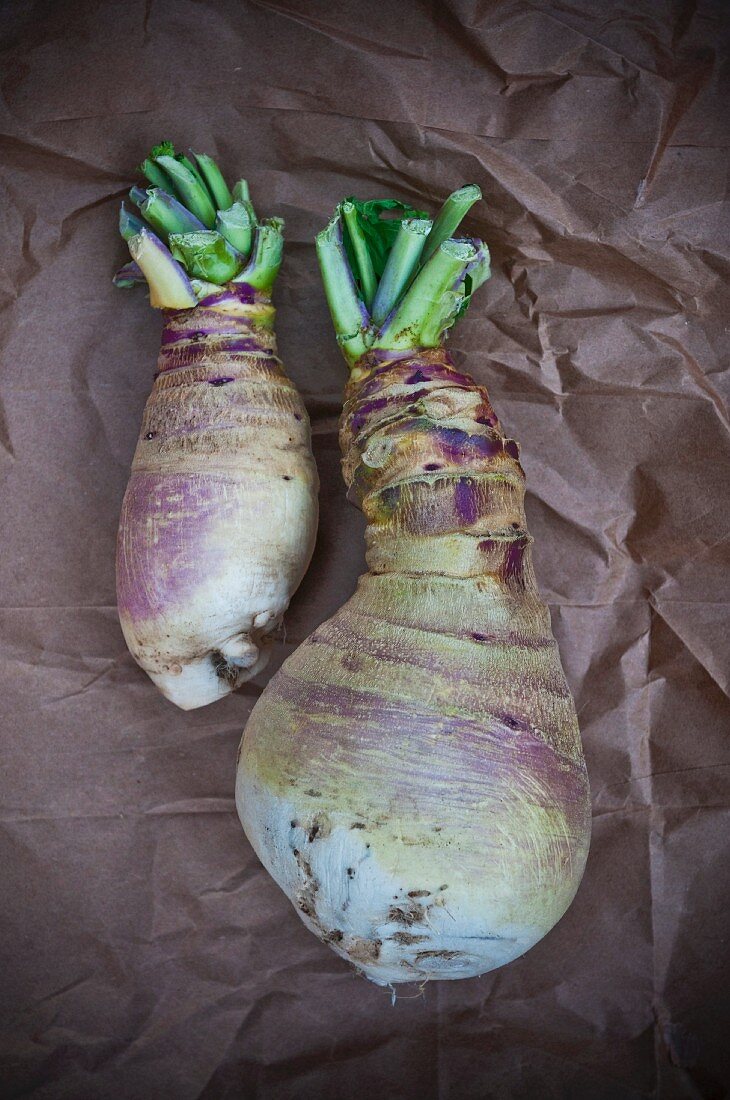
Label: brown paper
xmin=1 ymin=0 xmax=728 ymax=1096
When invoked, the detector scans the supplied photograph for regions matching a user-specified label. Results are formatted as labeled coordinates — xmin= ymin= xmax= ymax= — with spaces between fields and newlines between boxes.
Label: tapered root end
xmin=149 ymin=635 xmax=273 ymax=710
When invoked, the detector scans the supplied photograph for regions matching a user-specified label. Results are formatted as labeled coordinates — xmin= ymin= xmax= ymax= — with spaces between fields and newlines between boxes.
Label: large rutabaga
xmin=237 ymin=188 xmax=591 ymax=985
xmin=115 ymin=144 xmax=318 ymax=709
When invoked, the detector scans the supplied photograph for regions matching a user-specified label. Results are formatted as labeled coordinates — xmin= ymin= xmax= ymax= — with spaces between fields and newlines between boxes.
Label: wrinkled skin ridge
xmin=237 ymin=348 xmax=590 ymax=983
xmin=117 ymin=286 xmax=319 ymax=709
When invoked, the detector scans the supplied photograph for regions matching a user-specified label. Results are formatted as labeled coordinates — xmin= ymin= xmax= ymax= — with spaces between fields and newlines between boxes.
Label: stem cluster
xmin=316 ymin=186 xmax=489 ymax=367
xmin=116 ymin=142 xmax=284 ymax=309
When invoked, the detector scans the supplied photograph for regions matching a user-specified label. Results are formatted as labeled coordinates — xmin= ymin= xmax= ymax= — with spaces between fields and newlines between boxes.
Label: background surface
xmin=1 ymin=1 xmax=729 ymax=1097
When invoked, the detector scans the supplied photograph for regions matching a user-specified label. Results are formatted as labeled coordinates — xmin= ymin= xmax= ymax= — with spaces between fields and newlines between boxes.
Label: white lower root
xmin=236 ymin=776 xmax=584 ymax=985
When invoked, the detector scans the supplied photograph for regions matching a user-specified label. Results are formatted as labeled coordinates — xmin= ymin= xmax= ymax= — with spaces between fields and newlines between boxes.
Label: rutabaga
xmin=115 ymin=144 xmax=318 ymax=709
xmin=237 ymin=188 xmax=590 ymax=984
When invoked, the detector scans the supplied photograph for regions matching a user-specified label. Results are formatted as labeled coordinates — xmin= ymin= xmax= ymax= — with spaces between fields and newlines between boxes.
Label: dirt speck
xmin=415 ymin=950 xmax=463 ymax=962
xmin=389 ymin=932 xmax=429 ymax=946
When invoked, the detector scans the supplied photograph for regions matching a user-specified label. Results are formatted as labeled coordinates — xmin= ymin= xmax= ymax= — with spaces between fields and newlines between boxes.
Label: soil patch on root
xmin=344 ymin=936 xmax=382 ymax=965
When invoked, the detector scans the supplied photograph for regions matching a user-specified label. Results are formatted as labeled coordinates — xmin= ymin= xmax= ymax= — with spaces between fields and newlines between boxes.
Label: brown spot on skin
xmin=415 ymin=950 xmax=463 ymax=962
xmin=293 ymin=850 xmax=318 ymax=920
xmin=344 ymin=937 xmax=382 ymax=964
xmin=389 ymin=932 xmax=429 ymax=945
xmin=350 ymin=822 xmax=366 ymax=829
xmin=305 ymin=789 xmax=322 ymax=798
xmin=388 ymin=903 xmax=426 ymax=926
xmin=407 ymin=890 xmax=430 ymax=898
xmin=303 ymin=813 xmax=331 ymax=842
xmin=341 ymin=654 xmax=363 ymax=672
xmin=323 ymin=929 xmax=344 ymax=944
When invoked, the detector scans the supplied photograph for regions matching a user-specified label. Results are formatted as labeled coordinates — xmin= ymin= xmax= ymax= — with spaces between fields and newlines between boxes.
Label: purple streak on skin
xmin=478 ymin=536 xmax=527 ymax=589
xmin=502 ymin=536 xmax=528 ymax=588
xmin=433 ymin=426 xmax=503 ymax=461
xmin=157 ymin=338 xmax=274 ymax=372
xmin=208 ymin=377 xmax=235 ymax=386
xmin=407 ymin=369 xmax=430 ymax=384
xmin=113 ymin=261 xmax=145 ymax=286
xmin=266 ymin=671 xmax=589 ymax=830
xmin=454 ymin=478 xmax=479 ymax=525
xmin=160 ymin=326 xmax=208 ymax=345
xmin=356 ymin=361 xmax=476 ymax=402
xmin=118 ymin=471 xmax=245 ymax=625
xmin=196 ymin=283 xmax=259 ymax=307
xmin=213 ymin=336 xmax=273 ymax=354
xmin=349 ymin=390 xmax=431 ymax=435
xmin=160 ymin=326 xmax=270 ymax=351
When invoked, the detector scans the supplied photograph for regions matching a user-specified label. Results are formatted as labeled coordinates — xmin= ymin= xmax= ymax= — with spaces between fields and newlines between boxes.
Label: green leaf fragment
xmin=169 ymin=230 xmax=243 ymax=284
xmin=148 ymin=141 xmax=176 ymax=160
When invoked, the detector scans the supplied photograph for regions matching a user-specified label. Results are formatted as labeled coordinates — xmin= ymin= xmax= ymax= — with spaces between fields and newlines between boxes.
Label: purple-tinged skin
xmin=113 ymin=261 xmax=145 ymax=287
xmin=454 ymin=477 xmax=480 ymax=525
xmin=237 ymin=344 xmax=590 ymax=984
xmin=117 ymin=287 xmax=319 ymax=710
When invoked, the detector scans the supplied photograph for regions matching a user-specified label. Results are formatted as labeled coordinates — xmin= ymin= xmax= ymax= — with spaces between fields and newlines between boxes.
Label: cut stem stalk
xmin=370 ymin=217 xmax=432 ymax=326
xmin=342 ymin=202 xmax=378 ymax=309
xmin=154 ymin=155 xmax=217 ymax=228
xmin=234 ymin=219 xmax=284 ymax=292
xmin=315 ymin=213 xmax=370 ymax=364
xmin=420 ymin=185 xmax=481 ymax=268
xmin=376 ymin=239 xmax=476 ymax=350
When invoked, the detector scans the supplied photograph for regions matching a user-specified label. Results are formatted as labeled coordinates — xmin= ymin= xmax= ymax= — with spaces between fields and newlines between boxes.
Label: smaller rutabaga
xmin=237 ymin=186 xmax=591 ymax=985
xmin=115 ymin=143 xmax=318 ymax=709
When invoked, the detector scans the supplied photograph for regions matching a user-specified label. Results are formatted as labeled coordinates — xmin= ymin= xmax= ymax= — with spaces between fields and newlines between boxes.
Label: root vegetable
xmin=115 ymin=144 xmax=318 ymax=709
xmin=237 ymin=189 xmax=590 ymax=984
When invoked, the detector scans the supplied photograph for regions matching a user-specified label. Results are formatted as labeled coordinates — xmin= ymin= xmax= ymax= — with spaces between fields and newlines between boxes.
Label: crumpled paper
xmin=1 ymin=0 xmax=728 ymax=1096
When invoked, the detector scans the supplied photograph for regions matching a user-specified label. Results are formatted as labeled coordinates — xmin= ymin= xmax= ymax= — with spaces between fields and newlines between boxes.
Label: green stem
xmin=176 ymin=154 xmax=210 ymax=195
xmin=194 ymin=152 xmax=234 ymax=211
xmin=342 ymin=202 xmax=378 ymax=309
xmin=370 ymin=217 xmax=432 ymax=325
xmin=139 ymin=158 xmax=172 ymax=191
xmin=315 ymin=212 xmax=370 ymax=364
xmin=375 ymin=239 xmax=476 ymax=350
xmin=128 ymin=229 xmax=198 ymax=309
xmin=216 ymin=202 xmax=254 ymax=258
xmin=233 ymin=179 xmax=252 ymax=205
xmin=119 ymin=202 xmax=146 ymax=241
xmin=139 ymin=189 xmax=205 ymax=242
xmin=420 ymin=184 xmax=481 ymax=268
xmin=154 ymin=155 xmax=217 ymax=228
xmin=234 ymin=219 xmax=284 ymax=292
